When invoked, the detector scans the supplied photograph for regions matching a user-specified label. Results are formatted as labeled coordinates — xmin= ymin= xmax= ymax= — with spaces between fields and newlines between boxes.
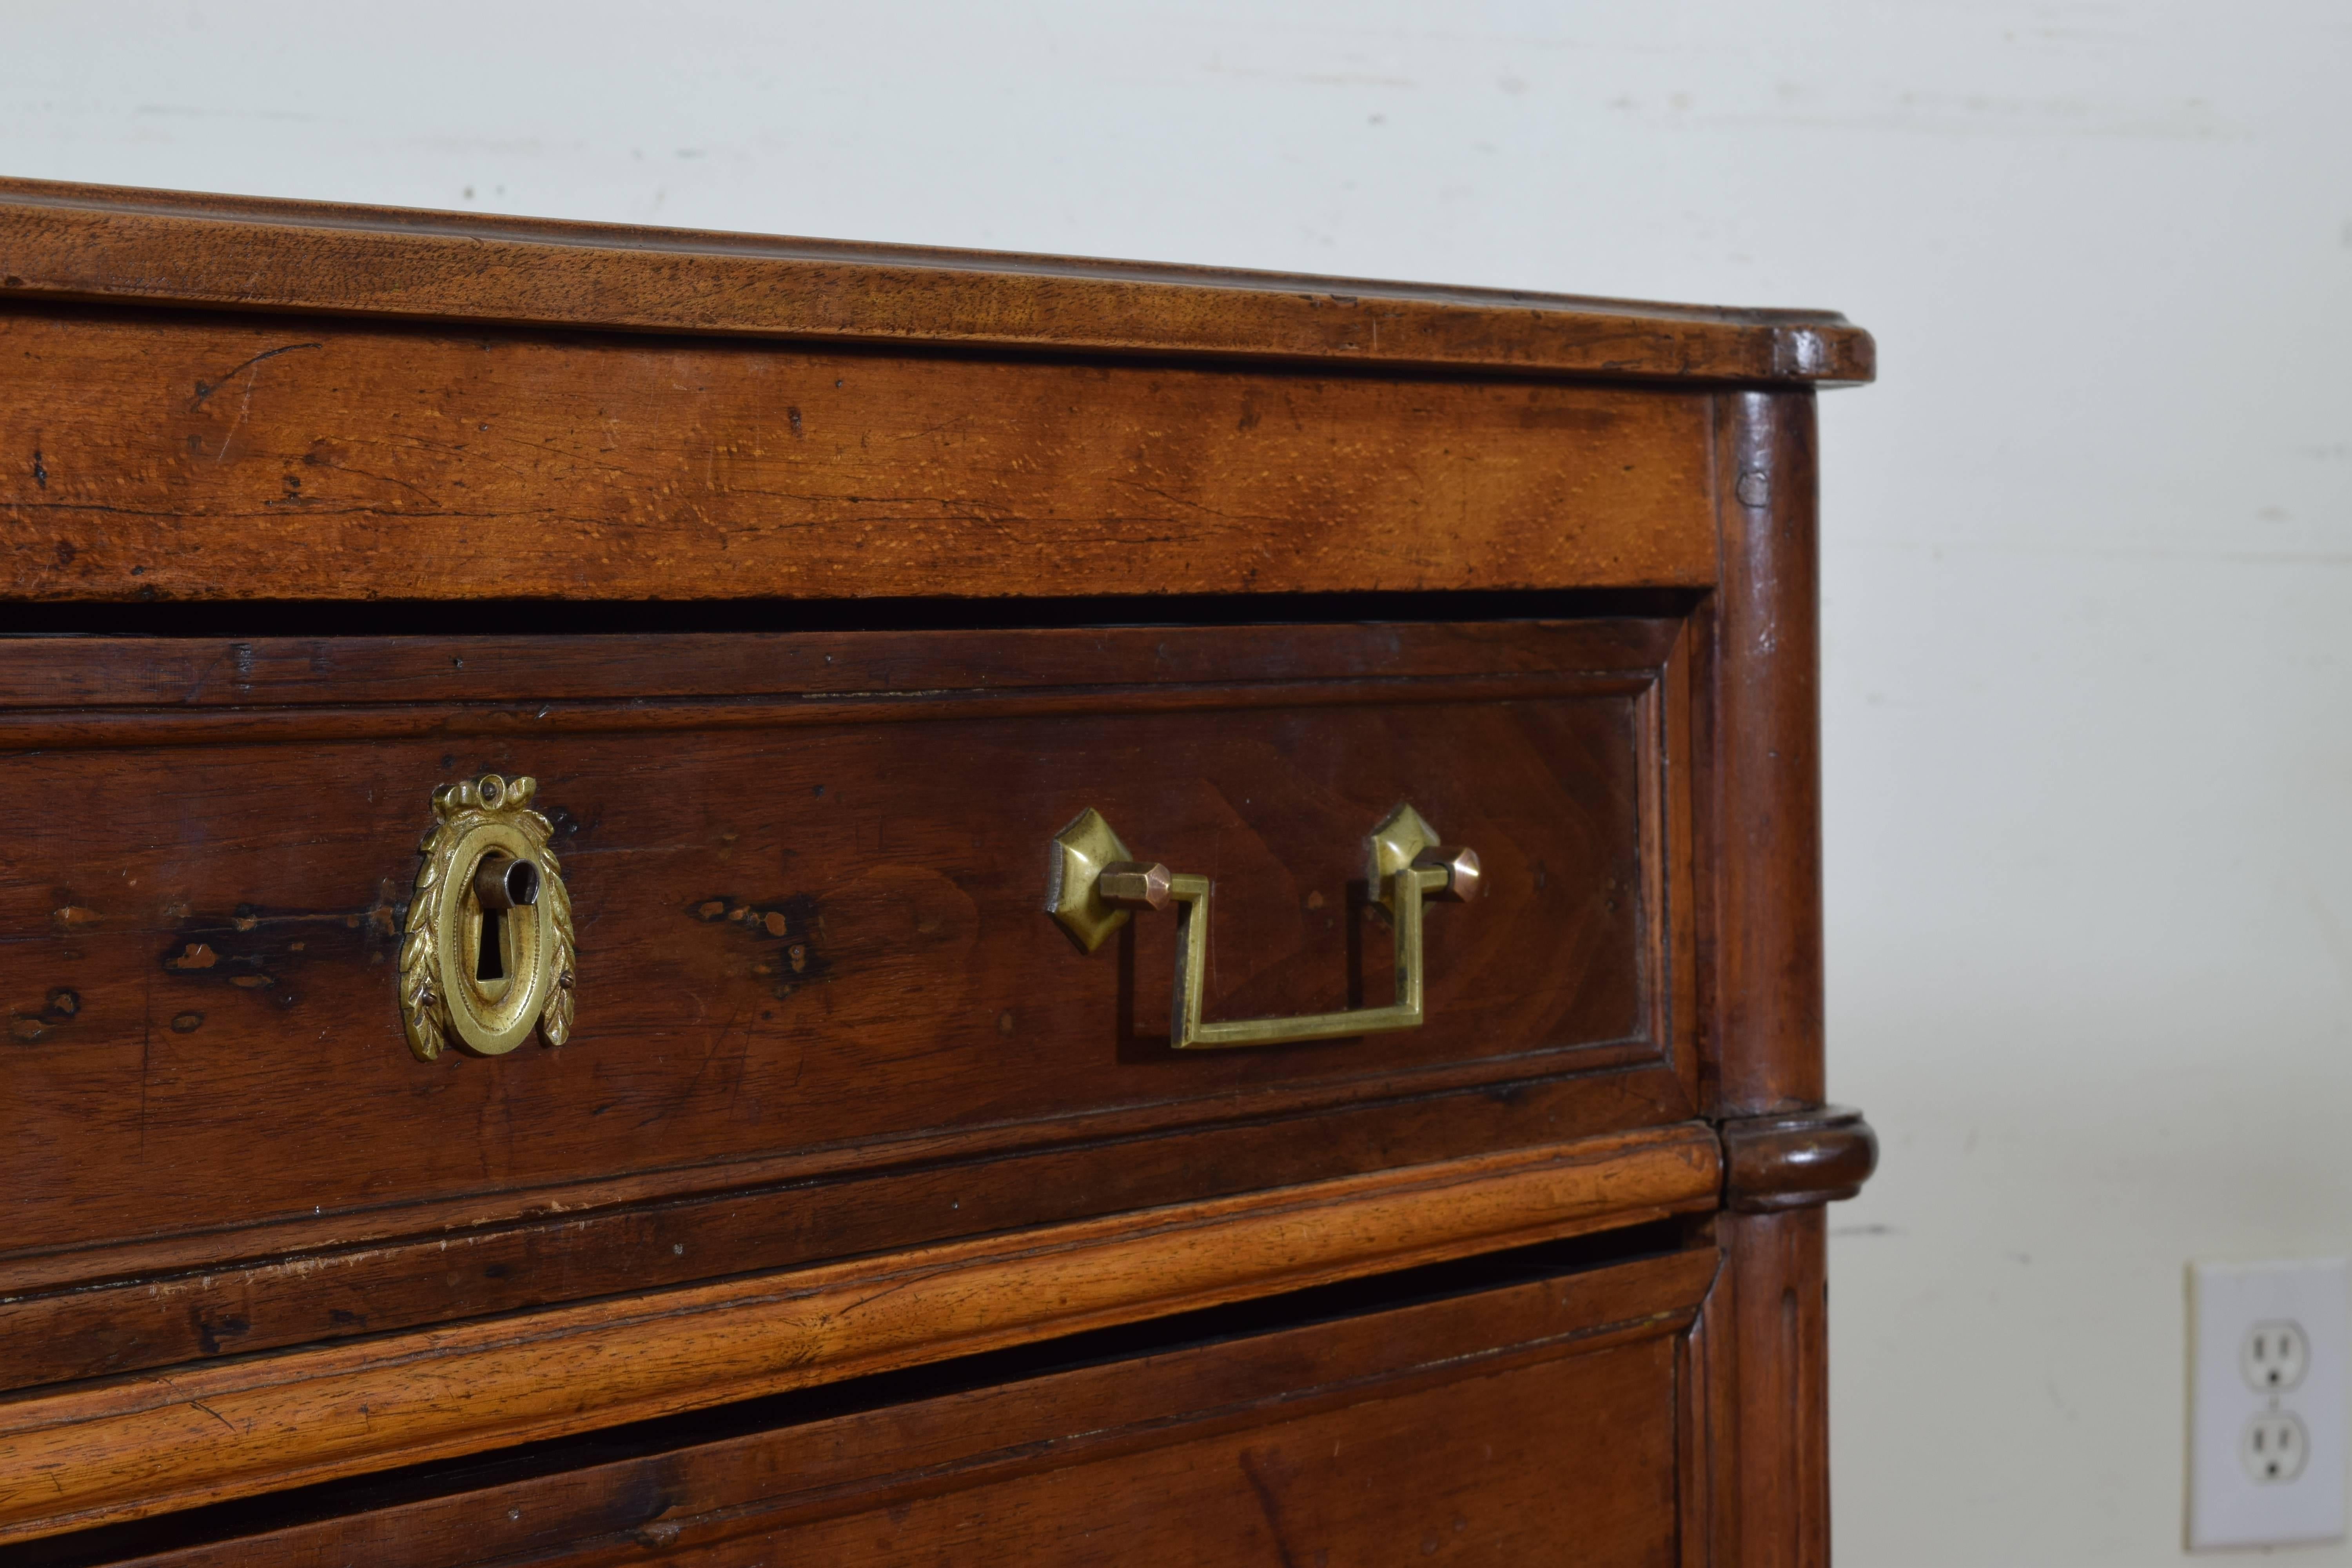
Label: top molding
xmin=0 ymin=178 xmax=1872 ymax=386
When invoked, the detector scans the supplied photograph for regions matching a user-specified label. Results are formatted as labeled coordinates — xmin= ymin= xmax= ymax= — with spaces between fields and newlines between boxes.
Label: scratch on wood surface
xmin=186 ymin=1399 xmax=236 ymax=1435
xmin=1238 ymin=1447 xmax=1303 ymax=1568
xmin=192 ymin=343 xmax=324 ymax=467
xmin=187 ymin=343 xmax=321 ymax=412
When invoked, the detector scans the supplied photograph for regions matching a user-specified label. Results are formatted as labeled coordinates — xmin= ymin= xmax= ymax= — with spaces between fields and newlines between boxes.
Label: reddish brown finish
xmin=0 ymin=184 xmax=1876 ymax=1564
xmin=0 ymin=619 xmax=1697 ymax=1391
xmin=0 ymin=307 xmax=1719 ymax=604
xmin=1687 ymin=1211 xmax=1831 ymax=1568
xmin=0 ymin=1077 xmax=1680 ymax=1393
xmin=1682 ymin=390 xmax=1842 ymax=1566
xmin=0 ymin=1131 xmax=1719 ymax=1543
xmin=705 ymin=1342 xmax=1677 ymax=1566
xmin=0 ymin=619 xmax=1682 ymax=710
xmin=0 ymin=176 xmax=1873 ymax=387
xmin=82 ymin=1245 xmax=1716 ymax=1568
xmin=1704 ymin=390 xmax=1825 ymax=1118
xmin=1724 ymin=1105 xmax=1879 ymax=1213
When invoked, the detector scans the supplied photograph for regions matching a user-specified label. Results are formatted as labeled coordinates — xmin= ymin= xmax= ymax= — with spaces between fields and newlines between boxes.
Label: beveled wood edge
xmin=0 ymin=178 xmax=1874 ymax=385
xmin=0 ymin=1125 xmax=1719 ymax=1543
xmin=0 ymin=618 xmax=1686 ymax=711
xmin=1720 ymin=1105 xmax=1877 ymax=1213
xmin=0 ymin=1050 xmax=1682 ymax=1295
xmin=0 ymin=669 xmax=1664 ymax=752
xmin=0 ymin=1063 xmax=1693 ymax=1391
xmin=111 ymin=1249 xmax=1722 ymax=1568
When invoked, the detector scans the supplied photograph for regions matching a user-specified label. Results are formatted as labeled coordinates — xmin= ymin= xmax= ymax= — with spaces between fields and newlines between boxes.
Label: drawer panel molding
xmin=0 ymin=617 xmax=1698 ymax=1389
xmin=0 ymin=1126 xmax=1719 ymax=1544
xmin=42 ymin=1246 xmax=1720 ymax=1566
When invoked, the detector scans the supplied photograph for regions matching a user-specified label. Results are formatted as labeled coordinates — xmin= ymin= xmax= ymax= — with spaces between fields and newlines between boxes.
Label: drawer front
xmin=710 ymin=1339 xmax=1679 ymax=1568
xmin=0 ymin=306 xmax=1719 ymax=605
xmin=36 ymin=1240 xmax=1711 ymax=1567
xmin=0 ymin=617 xmax=1697 ymax=1385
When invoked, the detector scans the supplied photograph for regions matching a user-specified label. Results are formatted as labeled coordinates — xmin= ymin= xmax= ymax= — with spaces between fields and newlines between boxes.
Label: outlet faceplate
xmin=2189 ymin=1259 xmax=2348 ymax=1550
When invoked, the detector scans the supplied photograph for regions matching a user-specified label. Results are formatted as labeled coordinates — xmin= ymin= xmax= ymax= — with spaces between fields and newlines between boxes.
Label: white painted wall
xmin=7 ymin=4 xmax=2348 ymax=1559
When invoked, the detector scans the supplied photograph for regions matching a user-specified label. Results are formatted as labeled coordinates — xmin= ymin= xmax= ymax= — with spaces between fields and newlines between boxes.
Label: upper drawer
xmin=0 ymin=306 xmax=1720 ymax=604
xmin=0 ymin=615 xmax=1697 ymax=1387
xmin=0 ymin=177 xmax=1870 ymax=613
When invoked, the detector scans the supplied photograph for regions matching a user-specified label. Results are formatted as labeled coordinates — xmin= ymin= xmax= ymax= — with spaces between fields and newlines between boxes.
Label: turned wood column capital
xmin=1720 ymin=1105 xmax=1877 ymax=1213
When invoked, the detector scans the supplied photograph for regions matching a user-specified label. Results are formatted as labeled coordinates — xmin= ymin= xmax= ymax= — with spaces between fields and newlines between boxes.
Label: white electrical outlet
xmin=2189 ymin=1258 xmax=2348 ymax=1550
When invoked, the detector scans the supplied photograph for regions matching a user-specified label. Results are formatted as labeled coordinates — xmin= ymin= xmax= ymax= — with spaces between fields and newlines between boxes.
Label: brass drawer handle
xmin=1049 ymin=804 xmax=1478 ymax=1050
xmin=400 ymin=773 xmax=576 ymax=1060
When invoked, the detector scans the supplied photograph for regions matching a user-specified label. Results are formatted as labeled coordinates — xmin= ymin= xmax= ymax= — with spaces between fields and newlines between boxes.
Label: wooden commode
xmin=0 ymin=179 xmax=1877 ymax=1564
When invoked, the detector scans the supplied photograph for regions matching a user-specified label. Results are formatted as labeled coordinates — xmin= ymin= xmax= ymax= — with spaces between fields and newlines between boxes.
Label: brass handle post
xmin=1049 ymin=804 xmax=1477 ymax=1050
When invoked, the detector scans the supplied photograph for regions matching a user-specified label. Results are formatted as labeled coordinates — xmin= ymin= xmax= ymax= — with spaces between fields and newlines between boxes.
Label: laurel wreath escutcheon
xmin=399 ymin=775 xmax=574 ymax=1063
xmin=400 ymin=788 xmax=476 ymax=1063
xmin=531 ymin=816 xmax=577 ymax=1048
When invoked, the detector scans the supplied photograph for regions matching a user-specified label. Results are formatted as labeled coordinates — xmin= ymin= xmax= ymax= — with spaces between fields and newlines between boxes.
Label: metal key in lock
xmin=399 ymin=773 xmax=576 ymax=1060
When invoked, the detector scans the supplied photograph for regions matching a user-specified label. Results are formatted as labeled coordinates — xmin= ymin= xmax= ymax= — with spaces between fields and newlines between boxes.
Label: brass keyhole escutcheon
xmin=398 ymin=773 xmax=576 ymax=1061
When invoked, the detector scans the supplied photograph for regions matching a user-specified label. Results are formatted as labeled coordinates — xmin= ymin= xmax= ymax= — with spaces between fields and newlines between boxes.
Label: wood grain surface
xmin=661 ymin=1339 xmax=1679 ymax=1567
xmin=61 ymin=1245 xmax=1716 ymax=1566
xmin=0 ymin=196 xmax=1878 ymax=1562
xmin=1686 ymin=1210 xmax=1830 ymax=1568
xmin=1683 ymin=389 xmax=1841 ymax=1566
xmin=0 ymin=620 xmax=1695 ymax=1351
xmin=0 ymin=305 xmax=1720 ymax=603
xmin=0 ymin=618 xmax=1681 ymax=710
xmin=1703 ymin=390 xmax=1824 ymax=1118
xmin=0 ymin=176 xmax=1874 ymax=387
xmin=0 ymin=1071 xmax=1688 ymax=1392
xmin=60 ymin=1241 xmax=1712 ymax=1561
xmin=1722 ymin=1105 xmax=1878 ymax=1213
xmin=0 ymin=1128 xmax=1721 ymax=1544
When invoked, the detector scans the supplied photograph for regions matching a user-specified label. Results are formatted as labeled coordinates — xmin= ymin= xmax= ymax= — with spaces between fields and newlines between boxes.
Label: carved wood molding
xmin=1719 ymin=1105 xmax=1877 ymax=1213
xmin=0 ymin=1125 xmax=1719 ymax=1545
xmin=0 ymin=178 xmax=1875 ymax=386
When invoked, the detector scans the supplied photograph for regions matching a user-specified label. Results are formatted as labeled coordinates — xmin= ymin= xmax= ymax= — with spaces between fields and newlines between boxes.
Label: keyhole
xmin=476 ymin=906 xmax=506 ymax=982
xmin=466 ymin=853 xmax=537 ymax=993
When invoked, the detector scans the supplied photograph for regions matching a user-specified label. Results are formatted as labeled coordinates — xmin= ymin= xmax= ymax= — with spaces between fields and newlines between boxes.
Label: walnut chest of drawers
xmin=0 ymin=179 xmax=1877 ymax=1565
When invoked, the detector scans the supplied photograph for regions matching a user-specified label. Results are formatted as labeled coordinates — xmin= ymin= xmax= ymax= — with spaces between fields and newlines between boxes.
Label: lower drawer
xmin=34 ymin=1234 xmax=1709 ymax=1566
